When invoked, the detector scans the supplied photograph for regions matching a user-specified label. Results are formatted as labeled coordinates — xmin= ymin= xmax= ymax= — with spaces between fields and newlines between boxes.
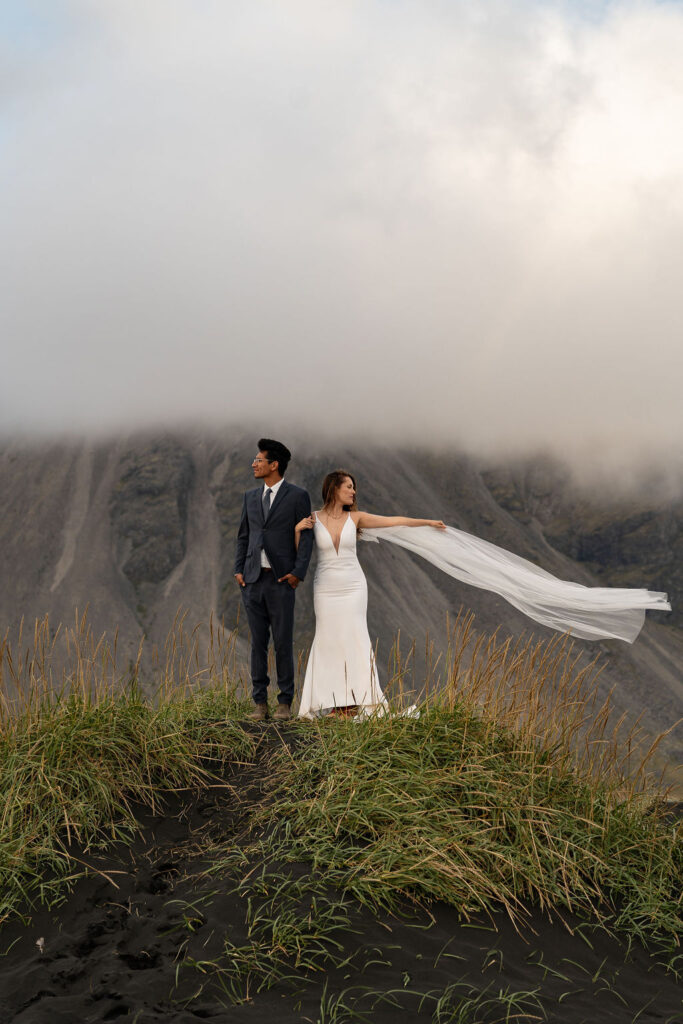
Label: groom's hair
xmin=258 ymin=438 xmax=291 ymax=476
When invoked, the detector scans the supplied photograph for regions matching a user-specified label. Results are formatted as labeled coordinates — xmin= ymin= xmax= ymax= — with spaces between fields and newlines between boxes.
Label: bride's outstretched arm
xmin=353 ymin=512 xmax=445 ymax=530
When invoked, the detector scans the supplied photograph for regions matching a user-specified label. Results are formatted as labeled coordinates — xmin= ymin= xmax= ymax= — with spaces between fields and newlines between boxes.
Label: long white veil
xmin=360 ymin=525 xmax=671 ymax=643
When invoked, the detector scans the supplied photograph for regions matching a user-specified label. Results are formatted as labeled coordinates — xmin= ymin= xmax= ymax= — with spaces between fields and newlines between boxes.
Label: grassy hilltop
xmin=0 ymin=613 xmax=681 ymax=1023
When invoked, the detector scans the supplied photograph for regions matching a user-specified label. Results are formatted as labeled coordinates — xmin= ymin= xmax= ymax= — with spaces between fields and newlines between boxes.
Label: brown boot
xmin=273 ymin=703 xmax=292 ymax=722
xmin=250 ymin=703 xmax=269 ymax=722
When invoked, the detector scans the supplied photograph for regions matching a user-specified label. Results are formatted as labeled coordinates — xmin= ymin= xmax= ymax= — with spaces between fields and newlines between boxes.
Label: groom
xmin=234 ymin=438 xmax=314 ymax=721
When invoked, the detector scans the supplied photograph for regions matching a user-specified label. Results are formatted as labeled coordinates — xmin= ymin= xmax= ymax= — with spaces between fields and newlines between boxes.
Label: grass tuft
xmin=256 ymin=707 xmax=681 ymax=949
xmin=0 ymin=611 xmax=253 ymax=924
xmin=250 ymin=613 xmax=683 ymax=953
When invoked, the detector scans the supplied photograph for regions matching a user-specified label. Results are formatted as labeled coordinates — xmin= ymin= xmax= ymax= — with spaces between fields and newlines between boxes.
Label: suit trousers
xmin=240 ymin=569 xmax=296 ymax=705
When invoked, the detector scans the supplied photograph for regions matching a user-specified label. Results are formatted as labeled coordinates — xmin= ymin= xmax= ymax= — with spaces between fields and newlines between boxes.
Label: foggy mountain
xmin=1 ymin=432 xmax=681 ymax=771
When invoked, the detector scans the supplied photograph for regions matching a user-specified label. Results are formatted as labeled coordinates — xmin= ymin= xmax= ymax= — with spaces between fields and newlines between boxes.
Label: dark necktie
xmin=262 ymin=487 xmax=272 ymax=519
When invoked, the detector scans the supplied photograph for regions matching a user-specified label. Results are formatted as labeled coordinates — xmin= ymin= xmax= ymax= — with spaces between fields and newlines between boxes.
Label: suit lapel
xmin=252 ymin=487 xmax=265 ymax=525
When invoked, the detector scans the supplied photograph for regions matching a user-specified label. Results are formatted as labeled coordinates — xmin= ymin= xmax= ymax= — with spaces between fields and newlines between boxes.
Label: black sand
xmin=1 ymin=729 xmax=681 ymax=1024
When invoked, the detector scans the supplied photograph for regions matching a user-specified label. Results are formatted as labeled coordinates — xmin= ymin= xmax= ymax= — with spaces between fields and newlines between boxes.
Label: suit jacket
xmin=234 ymin=480 xmax=314 ymax=584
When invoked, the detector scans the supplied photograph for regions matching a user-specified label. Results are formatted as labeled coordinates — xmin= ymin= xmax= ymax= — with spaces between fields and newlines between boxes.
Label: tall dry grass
xmin=0 ymin=610 xmax=252 ymax=925
xmin=248 ymin=613 xmax=683 ymax=952
xmin=0 ymin=607 xmax=245 ymax=717
xmin=380 ymin=610 xmax=677 ymax=799
xmin=0 ymin=607 xmax=680 ymax=960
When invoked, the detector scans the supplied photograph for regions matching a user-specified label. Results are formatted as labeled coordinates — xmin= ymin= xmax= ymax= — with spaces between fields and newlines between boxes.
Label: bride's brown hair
xmin=321 ymin=469 xmax=358 ymax=512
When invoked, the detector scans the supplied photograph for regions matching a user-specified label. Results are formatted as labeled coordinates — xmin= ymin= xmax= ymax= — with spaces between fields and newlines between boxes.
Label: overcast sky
xmin=2 ymin=0 xmax=683 ymax=475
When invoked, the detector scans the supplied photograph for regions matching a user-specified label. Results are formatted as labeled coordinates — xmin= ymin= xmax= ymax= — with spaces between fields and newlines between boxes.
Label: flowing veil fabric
xmin=360 ymin=526 xmax=671 ymax=643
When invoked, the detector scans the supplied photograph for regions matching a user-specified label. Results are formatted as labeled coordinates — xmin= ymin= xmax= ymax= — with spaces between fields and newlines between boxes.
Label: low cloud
xmin=2 ymin=1 xmax=682 ymax=478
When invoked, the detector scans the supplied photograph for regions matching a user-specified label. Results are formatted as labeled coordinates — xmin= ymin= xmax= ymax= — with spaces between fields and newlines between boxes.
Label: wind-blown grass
xmin=0 ymin=611 xmax=253 ymax=924
xmin=244 ymin=613 xmax=683 ymax=955
xmin=0 ymin=606 xmax=680 ymax=994
xmin=256 ymin=707 xmax=682 ymax=949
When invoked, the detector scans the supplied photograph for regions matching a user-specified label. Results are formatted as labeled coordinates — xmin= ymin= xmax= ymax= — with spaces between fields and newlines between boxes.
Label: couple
xmin=234 ymin=438 xmax=444 ymax=721
xmin=234 ymin=438 xmax=672 ymax=722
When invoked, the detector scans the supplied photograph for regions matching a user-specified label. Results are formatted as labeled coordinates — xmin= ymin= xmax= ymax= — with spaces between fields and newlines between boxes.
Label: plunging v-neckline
xmin=317 ymin=512 xmax=350 ymax=555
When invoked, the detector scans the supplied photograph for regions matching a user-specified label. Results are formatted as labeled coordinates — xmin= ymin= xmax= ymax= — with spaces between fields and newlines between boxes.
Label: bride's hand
xmin=429 ymin=520 xmax=446 ymax=530
xmin=296 ymin=514 xmax=316 ymax=533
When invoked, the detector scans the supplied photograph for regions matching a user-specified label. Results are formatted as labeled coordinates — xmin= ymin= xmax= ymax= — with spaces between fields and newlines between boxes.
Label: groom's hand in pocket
xmin=279 ymin=573 xmax=300 ymax=589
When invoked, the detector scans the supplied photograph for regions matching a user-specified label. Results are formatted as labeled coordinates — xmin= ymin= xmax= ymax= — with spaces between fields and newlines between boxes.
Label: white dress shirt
xmin=261 ymin=477 xmax=284 ymax=569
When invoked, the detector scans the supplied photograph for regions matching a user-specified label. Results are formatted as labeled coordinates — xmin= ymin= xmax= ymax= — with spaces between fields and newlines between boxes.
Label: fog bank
xmin=2 ymin=1 xmax=683 ymax=475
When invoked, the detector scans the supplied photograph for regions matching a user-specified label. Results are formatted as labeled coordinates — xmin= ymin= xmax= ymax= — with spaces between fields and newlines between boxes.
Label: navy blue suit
xmin=234 ymin=480 xmax=313 ymax=705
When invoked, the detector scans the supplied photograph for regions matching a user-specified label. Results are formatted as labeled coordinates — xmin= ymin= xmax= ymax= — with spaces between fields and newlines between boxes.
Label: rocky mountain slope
xmin=1 ymin=432 xmax=681 ymax=769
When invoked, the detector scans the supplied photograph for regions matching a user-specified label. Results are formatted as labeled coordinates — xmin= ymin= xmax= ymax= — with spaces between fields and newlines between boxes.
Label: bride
xmin=296 ymin=469 xmax=445 ymax=718
xmin=295 ymin=469 xmax=671 ymax=719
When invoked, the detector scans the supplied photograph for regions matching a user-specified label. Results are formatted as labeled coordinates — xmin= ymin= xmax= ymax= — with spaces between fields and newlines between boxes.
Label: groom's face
xmin=252 ymin=451 xmax=278 ymax=479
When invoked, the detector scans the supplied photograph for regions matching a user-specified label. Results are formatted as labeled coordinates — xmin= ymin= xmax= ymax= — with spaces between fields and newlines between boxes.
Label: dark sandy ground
xmin=0 ymin=728 xmax=681 ymax=1024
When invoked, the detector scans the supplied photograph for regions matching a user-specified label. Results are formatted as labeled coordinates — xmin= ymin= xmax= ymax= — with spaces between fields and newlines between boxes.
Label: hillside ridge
xmin=1 ymin=432 xmax=681 ymax=765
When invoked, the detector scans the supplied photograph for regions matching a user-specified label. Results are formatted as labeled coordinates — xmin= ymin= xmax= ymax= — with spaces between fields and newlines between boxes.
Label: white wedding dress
xmin=298 ymin=513 xmax=387 ymax=718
